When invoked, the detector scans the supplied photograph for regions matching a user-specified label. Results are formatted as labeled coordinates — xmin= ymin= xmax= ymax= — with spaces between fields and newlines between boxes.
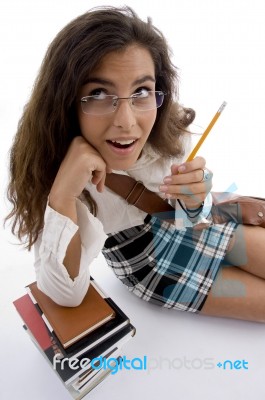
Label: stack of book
xmin=13 ymin=277 xmax=136 ymax=399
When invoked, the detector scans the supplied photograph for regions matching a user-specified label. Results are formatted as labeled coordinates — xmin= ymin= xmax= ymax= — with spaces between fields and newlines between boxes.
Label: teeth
xmin=111 ymin=139 xmax=135 ymax=145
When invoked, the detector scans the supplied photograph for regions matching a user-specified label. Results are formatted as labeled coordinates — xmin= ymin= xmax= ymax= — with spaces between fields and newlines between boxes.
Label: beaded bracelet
xmin=177 ymin=199 xmax=204 ymax=219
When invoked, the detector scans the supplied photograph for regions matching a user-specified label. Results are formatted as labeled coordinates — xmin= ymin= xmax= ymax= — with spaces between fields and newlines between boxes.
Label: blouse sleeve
xmin=34 ymin=199 xmax=107 ymax=307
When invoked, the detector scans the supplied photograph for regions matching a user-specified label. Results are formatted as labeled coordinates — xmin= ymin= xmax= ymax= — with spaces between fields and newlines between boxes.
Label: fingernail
xmin=159 ymin=185 xmax=168 ymax=192
xmin=178 ymin=165 xmax=186 ymax=173
xmin=171 ymin=164 xmax=179 ymax=173
xmin=163 ymin=177 xmax=172 ymax=184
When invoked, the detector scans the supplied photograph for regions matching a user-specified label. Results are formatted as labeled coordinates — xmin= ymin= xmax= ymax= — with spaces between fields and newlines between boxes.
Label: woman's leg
xmin=200 ymin=225 xmax=265 ymax=322
xmin=200 ymin=265 xmax=265 ymax=322
xmin=225 ymin=225 xmax=265 ymax=279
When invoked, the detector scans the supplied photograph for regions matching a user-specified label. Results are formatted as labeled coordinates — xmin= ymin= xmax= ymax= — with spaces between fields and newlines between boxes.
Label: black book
xmin=13 ymin=281 xmax=136 ymax=399
xmin=24 ymin=321 xmax=135 ymax=385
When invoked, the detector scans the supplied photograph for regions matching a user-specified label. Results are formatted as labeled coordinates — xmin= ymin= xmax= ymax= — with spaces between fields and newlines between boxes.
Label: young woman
xmin=6 ymin=6 xmax=265 ymax=322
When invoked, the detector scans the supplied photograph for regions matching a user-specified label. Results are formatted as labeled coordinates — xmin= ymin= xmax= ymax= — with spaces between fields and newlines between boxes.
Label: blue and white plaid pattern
xmin=102 ymin=215 xmax=237 ymax=313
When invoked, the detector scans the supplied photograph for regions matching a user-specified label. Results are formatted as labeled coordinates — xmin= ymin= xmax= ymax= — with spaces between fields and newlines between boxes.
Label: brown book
xmin=27 ymin=281 xmax=115 ymax=348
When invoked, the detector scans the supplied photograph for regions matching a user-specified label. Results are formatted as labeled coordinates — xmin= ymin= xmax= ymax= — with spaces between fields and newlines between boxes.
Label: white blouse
xmin=34 ymin=140 xmax=212 ymax=306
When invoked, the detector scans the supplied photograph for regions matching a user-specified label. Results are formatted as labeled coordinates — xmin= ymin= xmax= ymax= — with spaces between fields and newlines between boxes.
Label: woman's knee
xmin=224 ymin=224 xmax=265 ymax=268
xmin=224 ymin=225 xmax=248 ymax=266
xmin=200 ymin=265 xmax=265 ymax=323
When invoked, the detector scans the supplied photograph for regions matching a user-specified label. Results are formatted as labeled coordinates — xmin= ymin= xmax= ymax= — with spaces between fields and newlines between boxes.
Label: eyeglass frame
xmin=79 ymin=90 xmax=165 ymax=116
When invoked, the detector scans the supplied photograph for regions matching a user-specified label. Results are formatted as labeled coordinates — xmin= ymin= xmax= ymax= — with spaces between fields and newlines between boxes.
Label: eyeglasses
xmin=80 ymin=90 xmax=165 ymax=116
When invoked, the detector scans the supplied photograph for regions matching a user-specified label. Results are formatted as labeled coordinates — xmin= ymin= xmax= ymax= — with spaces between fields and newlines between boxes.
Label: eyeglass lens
xmin=81 ymin=91 xmax=164 ymax=115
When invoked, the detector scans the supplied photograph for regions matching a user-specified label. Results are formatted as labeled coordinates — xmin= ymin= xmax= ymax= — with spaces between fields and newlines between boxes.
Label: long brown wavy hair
xmin=5 ymin=6 xmax=195 ymax=250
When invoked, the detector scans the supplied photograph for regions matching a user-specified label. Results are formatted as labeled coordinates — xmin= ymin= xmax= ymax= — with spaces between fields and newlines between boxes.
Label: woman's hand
xmin=49 ymin=136 xmax=111 ymax=211
xmin=159 ymin=156 xmax=213 ymax=209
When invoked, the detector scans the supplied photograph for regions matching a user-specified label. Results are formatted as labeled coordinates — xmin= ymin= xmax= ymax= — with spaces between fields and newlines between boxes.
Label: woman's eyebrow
xmin=83 ymin=75 xmax=155 ymax=87
xmin=132 ymin=75 xmax=156 ymax=86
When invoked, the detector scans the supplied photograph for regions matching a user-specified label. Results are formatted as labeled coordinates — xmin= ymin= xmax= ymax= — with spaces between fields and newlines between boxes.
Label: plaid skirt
xmin=102 ymin=215 xmax=237 ymax=313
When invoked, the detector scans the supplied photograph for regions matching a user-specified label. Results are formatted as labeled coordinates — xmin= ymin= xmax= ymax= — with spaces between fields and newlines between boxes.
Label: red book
xmin=13 ymin=294 xmax=52 ymax=351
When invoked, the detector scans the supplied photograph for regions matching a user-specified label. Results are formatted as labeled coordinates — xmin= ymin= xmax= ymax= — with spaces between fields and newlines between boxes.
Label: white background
xmin=1 ymin=1 xmax=265 ymax=399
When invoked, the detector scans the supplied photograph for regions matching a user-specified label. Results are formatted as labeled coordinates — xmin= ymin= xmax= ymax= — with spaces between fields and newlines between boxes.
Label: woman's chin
xmin=106 ymin=150 xmax=143 ymax=171
xmin=108 ymin=158 xmax=137 ymax=171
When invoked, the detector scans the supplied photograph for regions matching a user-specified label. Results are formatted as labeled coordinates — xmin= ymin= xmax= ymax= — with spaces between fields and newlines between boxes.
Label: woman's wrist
xmin=49 ymin=191 xmax=78 ymax=224
xmin=186 ymin=203 xmax=204 ymax=212
xmin=177 ymin=199 xmax=204 ymax=219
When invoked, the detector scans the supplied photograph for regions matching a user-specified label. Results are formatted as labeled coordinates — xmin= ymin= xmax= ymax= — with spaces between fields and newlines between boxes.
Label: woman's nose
xmin=112 ymin=99 xmax=136 ymax=130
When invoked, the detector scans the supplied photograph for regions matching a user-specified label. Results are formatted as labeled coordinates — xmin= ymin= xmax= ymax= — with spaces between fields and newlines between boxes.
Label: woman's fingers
xmin=171 ymin=156 xmax=206 ymax=174
xmin=160 ymin=157 xmax=212 ymax=207
xmin=51 ymin=136 xmax=110 ymax=199
xmin=91 ymin=169 xmax=108 ymax=193
xmin=164 ymin=169 xmax=208 ymax=185
xmin=160 ymin=182 xmax=211 ymax=204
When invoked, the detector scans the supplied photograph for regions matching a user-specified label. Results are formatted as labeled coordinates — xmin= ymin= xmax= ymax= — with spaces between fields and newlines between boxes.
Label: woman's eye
xmin=89 ymin=89 xmax=107 ymax=99
xmin=134 ymin=87 xmax=150 ymax=98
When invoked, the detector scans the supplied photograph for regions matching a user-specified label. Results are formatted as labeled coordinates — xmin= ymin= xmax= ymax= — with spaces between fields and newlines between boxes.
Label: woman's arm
xmin=48 ymin=136 xmax=109 ymax=278
xmin=35 ymin=136 xmax=109 ymax=306
xmin=48 ymin=195 xmax=81 ymax=280
xmin=34 ymin=199 xmax=107 ymax=306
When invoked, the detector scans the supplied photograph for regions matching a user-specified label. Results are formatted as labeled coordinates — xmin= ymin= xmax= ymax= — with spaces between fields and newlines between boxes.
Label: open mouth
xmin=107 ymin=139 xmax=137 ymax=149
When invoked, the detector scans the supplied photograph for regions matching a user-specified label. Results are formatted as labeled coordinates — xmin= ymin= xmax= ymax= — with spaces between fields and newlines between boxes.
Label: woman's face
xmin=77 ymin=45 xmax=157 ymax=170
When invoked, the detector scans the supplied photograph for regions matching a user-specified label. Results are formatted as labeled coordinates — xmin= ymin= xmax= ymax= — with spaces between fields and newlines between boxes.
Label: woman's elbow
xmin=36 ymin=280 xmax=89 ymax=307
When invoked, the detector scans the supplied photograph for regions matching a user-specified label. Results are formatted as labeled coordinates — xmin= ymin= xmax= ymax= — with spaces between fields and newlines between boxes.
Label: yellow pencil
xmin=185 ymin=101 xmax=227 ymax=162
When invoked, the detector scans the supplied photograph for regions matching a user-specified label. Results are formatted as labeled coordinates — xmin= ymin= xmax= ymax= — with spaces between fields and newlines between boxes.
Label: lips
xmin=107 ymin=139 xmax=137 ymax=148
xmin=106 ymin=138 xmax=138 ymax=155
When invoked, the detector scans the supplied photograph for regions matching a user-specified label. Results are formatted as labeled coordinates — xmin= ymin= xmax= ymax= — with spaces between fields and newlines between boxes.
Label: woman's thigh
xmin=200 ymin=264 xmax=265 ymax=322
xmin=224 ymin=224 xmax=265 ymax=279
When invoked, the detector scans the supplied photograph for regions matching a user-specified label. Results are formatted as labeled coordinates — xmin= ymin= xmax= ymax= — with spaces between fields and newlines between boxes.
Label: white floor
xmin=1 ymin=242 xmax=265 ymax=400
xmin=1 ymin=1 xmax=265 ymax=399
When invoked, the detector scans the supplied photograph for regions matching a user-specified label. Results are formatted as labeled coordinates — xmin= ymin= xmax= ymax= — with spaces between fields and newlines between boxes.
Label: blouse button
xmin=258 ymin=211 xmax=264 ymax=218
